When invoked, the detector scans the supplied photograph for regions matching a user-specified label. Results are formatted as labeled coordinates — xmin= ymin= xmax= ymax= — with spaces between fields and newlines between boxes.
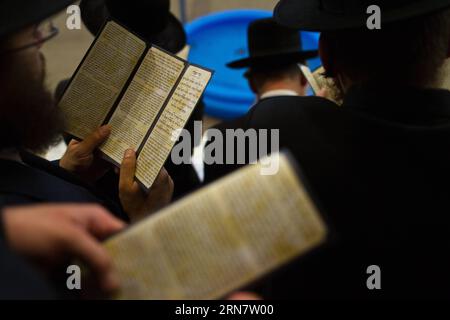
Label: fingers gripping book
xmin=59 ymin=21 xmax=213 ymax=189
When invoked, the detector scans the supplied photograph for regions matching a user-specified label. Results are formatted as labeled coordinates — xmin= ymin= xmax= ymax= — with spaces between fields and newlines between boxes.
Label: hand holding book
xmin=119 ymin=149 xmax=174 ymax=222
xmin=59 ymin=21 xmax=213 ymax=190
xmin=60 ymin=124 xmax=175 ymax=222
xmin=105 ymin=152 xmax=327 ymax=300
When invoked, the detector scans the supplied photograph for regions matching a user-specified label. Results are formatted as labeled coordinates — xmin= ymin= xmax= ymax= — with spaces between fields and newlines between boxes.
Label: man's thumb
xmin=79 ymin=125 xmax=111 ymax=154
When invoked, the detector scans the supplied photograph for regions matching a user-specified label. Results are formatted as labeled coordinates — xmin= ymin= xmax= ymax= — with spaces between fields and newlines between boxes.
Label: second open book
xmin=105 ymin=152 xmax=327 ymax=300
xmin=59 ymin=21 xmax=212 ymax=189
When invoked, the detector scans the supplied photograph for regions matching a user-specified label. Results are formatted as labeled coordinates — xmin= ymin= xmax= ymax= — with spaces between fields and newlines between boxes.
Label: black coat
xmin=204 ymin=86 xmax=450 ymax=299
xmin=0 ymin=238 xmax=57 ymax=299
xmin=0 ymin=151 xmax=126 ymax=221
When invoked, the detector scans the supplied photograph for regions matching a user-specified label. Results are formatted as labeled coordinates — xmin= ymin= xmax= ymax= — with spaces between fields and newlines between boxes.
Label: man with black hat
xmin=0 ymin=0 xmax=178 ymax=297
xmin=204 ymin=18 xmax=318 ymax=183
xmin=205 ymin=1 xmax=450 ymax=299
xmin=0 ymin=0 xmax=174 ymax=221
xmin=227 ymin=18 xmax=318 ymax=102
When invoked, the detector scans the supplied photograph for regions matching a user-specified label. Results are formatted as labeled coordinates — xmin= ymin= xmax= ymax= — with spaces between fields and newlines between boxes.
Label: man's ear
xmin=248 ymin=74 xmax=258 ymax=94
xmin=299 ymin=72 xmax=308 ymax=87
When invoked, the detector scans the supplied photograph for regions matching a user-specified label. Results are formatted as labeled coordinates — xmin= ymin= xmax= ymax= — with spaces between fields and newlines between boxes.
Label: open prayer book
xmin=59 ymin=20 xmax=213 ymax=189
xmin=104 ymin=152 xmax=327 ymax=300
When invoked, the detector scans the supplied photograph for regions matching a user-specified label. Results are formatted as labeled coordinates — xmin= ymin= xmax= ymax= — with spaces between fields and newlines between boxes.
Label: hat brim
xmin=148 ymin=13 xmax=187 ymax=54
xmin=0 ymin=0 xmax=75 ymax=38
xmin=80 ymin=0 xmax=109 ymax=36
xmin=81 ymin=0 xmax=186 ymax=54
xmin=274 ymin=0 xmax=450 ymax=31
xmin=227 ymin=50 xmax=318 ymax=69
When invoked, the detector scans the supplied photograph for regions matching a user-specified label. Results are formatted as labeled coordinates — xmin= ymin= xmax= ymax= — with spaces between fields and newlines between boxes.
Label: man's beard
xmin=0 ymin=53 xmax=65 ymax=154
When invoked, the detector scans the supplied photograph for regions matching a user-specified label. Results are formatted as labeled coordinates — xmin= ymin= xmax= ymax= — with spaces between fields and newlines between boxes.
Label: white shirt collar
xmin=259 ymin=89 xmax=299 ymax=100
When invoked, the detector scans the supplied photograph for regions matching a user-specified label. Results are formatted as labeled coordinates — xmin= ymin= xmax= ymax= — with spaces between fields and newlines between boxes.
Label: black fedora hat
xmin=0 ymin=0 xmax=75 ymax=38
xmin=227 ymin=18 xmax=318 ymax=69
xmin=80 ymin=0 xmax=109 ymax=36
xmin=274 ymin=0 xmax=450 ymax=31
xmin=80 ymin=0 xmax=186 ymax=54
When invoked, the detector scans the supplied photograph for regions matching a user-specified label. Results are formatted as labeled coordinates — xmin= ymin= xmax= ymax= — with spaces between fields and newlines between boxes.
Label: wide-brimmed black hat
xmin=80 ymin=0 xmax=186 ymax=54
xmin=274 ymin=0 xmax=450 ymax=31
xmin=227 ymin=18 xmax=318 ymax=69
xmin=0 ymin=0 xmax=75 ymax=38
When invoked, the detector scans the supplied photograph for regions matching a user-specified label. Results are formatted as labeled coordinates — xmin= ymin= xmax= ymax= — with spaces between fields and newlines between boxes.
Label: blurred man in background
xmin=204 ymin=18 xmax=318 ymax=182
xmin=205 ymin=0 xmax=450 ymax=299
xmin=227 ymin=18 xmax=318 ymax=101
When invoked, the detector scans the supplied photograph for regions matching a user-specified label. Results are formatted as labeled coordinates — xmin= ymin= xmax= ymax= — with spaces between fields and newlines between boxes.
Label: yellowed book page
xmin=100 ymin=47 xmax=186 ymax=164
xmin=135 ymin=65 xmax=212 ymax=188
xmin=59 ymin=21 xmax=146 ymax=139
xmin=105 ymin=153 xmax=327 ymax=300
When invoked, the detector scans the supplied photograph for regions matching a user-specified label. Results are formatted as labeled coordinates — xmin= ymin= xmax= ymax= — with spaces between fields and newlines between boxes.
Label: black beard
xmin=0 ymin=53 xmax=64 ymax=154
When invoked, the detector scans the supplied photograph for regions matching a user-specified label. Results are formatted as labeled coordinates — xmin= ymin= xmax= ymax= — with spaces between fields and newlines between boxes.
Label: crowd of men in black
xmin=1 ymin=0 xmax=450 ymax=299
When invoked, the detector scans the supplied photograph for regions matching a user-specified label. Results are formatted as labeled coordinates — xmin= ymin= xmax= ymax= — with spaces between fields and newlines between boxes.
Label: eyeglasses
xmin=1 ymin=21 xmax=59 ymax=55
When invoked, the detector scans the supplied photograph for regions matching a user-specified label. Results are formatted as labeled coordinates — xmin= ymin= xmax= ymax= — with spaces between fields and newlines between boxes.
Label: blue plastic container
xmin=185 ymin=10 xmax=321 ymax=120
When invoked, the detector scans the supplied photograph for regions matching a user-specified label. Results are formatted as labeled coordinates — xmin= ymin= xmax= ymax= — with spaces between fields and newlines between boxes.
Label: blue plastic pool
xmin=185 ymin=10 xmax=321 ymax=120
